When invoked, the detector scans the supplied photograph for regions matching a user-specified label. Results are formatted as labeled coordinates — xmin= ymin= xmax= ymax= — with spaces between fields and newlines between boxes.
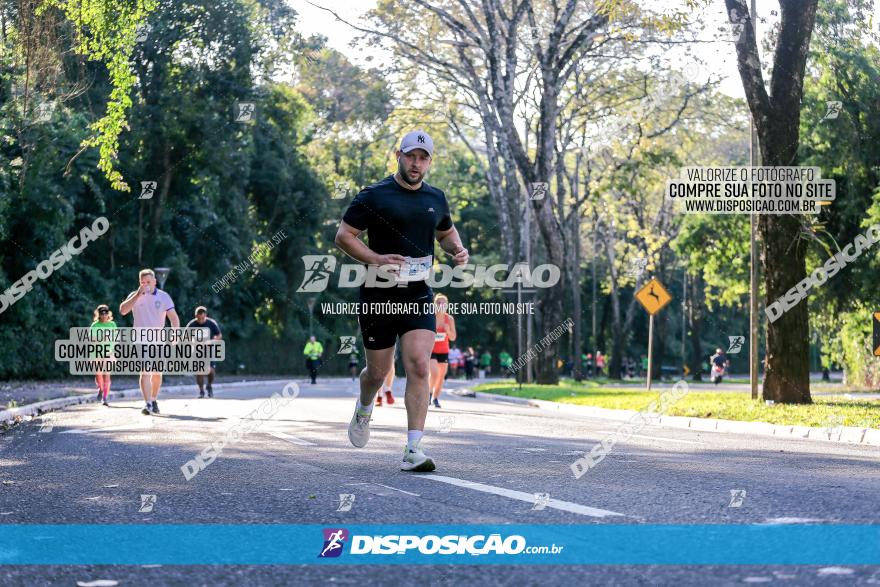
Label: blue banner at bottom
xmin=0 ymin=524 xmax=878 ymax=565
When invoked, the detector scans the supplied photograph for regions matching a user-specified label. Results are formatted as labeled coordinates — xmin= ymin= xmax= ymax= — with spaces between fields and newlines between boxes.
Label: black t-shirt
xmin=342 ymin=175 xmax=453 ymax=300
xmin=186 ymin=317 xmax=221 ymax=338
xmin=712 ymin=354 xmax=726 ymax=367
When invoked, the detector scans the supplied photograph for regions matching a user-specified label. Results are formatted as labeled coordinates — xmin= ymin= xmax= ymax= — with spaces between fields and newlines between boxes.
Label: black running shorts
xmin=430 ymin=352 xmax=448 ymax=363
xmin=358 ymin=297 xmax=436 ymax=350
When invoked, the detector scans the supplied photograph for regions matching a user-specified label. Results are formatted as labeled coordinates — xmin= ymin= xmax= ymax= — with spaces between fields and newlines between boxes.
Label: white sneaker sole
xmin=348 ymin=405 xmax=370 ymax=448
xmin=401 ymin=456 xmax=436 ymax=472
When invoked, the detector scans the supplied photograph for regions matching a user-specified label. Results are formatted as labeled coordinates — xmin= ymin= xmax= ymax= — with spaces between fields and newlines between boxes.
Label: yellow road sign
xmin=636 ymin=278 xmax=672 ymax=315
xmin=873 ymin=312 xmax=880 ymax=356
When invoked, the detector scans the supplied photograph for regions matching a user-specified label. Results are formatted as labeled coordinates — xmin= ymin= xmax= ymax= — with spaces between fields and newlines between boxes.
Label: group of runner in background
xmin=89 ymin=268 xmax=222 ymax=411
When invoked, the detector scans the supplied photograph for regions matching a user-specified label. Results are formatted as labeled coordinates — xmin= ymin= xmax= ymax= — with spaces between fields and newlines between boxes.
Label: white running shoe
xmin=348 ymin=401 xmax=372 ymax=448
xmin=401 ymin=441 xmax=436 ymax=472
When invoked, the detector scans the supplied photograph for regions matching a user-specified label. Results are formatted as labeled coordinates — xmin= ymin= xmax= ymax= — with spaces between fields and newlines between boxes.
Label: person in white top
xmin=119 ymin=268 xmax=180 ymax=415
xmin=448 ymin=345 xmax=463 ymax=378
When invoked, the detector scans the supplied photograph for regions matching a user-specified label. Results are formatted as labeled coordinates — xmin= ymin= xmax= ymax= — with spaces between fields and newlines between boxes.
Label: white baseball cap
xmin=399 ymin=130 xmax=434 ymax=157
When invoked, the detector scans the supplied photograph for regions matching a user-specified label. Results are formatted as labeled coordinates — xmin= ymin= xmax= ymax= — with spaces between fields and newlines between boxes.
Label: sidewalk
xmin=0 ymin=374 xmax=301 ymax=411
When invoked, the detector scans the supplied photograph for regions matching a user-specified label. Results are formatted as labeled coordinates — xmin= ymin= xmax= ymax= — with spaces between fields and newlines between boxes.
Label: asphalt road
xmin=1 ymin=377 xmax=878 ymax=586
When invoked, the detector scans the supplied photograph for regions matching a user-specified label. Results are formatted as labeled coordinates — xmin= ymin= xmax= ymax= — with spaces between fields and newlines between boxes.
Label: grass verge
xmin=474 ymin=380 xmax=880 ymax=429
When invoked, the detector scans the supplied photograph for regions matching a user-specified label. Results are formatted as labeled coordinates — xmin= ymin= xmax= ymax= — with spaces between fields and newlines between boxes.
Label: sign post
xmin=635 ymin=278 xmax=673 ymax=391
xmin=154 ymin=267 xmax=170 ymax=290
xmin=647 ymin=314 xmax=655 ymax=391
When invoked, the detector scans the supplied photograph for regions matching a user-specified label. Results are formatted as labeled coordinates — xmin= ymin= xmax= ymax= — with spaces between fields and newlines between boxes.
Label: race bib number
xmin=396 ymin=255 xmax=432 ymax=282
xmin=434 ymin=332 xmax=447 ymax=342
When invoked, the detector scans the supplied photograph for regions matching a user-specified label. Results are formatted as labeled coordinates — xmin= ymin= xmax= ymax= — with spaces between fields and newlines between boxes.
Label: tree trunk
xmin=725 ymin=0 xmax=818 ymax=403
xmin=570 ymin=213 xmax=583 ymax=379
xmin=597 ymin=287 xmax=610 ymax=358
xmin=688 ymin=273 xmax=705 ymax=381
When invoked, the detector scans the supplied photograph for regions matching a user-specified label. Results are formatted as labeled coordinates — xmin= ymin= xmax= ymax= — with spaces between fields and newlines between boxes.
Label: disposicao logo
xmin=317 ymin=530 xmax=562 ymax=557
xmin=296 ymin=255 xmax=560 ymax=292
xmin=318 ymin=528 xmax=349 ymax=558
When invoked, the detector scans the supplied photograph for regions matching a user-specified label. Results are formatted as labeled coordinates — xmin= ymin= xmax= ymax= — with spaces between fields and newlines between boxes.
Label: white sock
xmin=358 ymin=399 xmax=374 ymax=414
xmin=407 ymin=430 xmax=423 ymax=449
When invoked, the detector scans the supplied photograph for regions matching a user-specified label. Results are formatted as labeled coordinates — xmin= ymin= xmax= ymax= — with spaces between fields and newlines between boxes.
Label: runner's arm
xmin=167 ymin=309 xmax=180 ymax=328
xmin=335 ymin=221 xmax=380 ymax=264
xmin=446 ymin=314 xmax=457 ymax=342
xmin=335 ymin=221 xmax=406 ymax=269
xmin=119 ymin=288 xmax=142 ymax=316
xmin=436 ymin=226 xmax=468 ymax=266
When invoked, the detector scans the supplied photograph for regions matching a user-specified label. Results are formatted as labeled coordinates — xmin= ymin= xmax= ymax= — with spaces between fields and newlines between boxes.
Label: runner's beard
xmin=399 ymin=165 xmax=425 ymax=185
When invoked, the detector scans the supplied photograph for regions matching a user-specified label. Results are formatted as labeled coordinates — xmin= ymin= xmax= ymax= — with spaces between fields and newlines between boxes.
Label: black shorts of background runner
xmin=430 ymin=352 xmax=448 ymax=363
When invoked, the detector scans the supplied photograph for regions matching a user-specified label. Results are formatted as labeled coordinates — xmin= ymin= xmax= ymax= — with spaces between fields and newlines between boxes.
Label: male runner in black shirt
xmin=185 ymin=306 xmax=222 ymax=398
xmin=335 ymin=130 xmax=468 ymax=472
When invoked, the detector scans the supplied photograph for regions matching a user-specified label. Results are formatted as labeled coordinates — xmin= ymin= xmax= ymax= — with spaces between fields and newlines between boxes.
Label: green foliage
xmin=800 ymin=0 xmax=880 ymax=382
xmin=40 ymin=0 xmax=158 ymax=190
xmin=836 ymin=304 xmax=880 ymax=387
xmin=673 ymin=215 xmax=750 ymax=309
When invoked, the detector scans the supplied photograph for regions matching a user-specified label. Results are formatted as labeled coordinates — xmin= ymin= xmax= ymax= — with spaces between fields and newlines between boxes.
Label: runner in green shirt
xmin=499 ymin=351 xmax=513 ymax=372
xmin=304 ymin=336 xmax=324 ymax=384
xmin=90 ymin=304 xmax=117 ymax=406
xmin=480 ymin=350 xmax=492 ymax=375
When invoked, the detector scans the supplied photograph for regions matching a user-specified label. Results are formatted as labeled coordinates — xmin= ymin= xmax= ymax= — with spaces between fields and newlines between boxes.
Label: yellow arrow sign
xmin=873 ymin=312 xmax=880 ymax=356
xmin=635 ymin=278 xmax=672 ymax=316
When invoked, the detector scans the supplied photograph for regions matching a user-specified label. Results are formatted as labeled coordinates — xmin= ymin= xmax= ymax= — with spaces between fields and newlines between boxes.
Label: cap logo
xmin=417 ymin=135 xmax=425 ymax=143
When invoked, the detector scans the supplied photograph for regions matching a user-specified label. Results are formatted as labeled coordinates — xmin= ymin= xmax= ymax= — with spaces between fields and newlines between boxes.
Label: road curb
xmin=449 ymin=388 xmax=880 ymax=447
xmin=0 ymin=379 xmax=295 ymax=426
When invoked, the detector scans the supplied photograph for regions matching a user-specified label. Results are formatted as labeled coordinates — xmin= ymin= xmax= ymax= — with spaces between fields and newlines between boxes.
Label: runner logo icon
xmin=297 ymin=255 xmax=337 ymax=293
xmin=319 ymin=528 xmax=349 ymax=558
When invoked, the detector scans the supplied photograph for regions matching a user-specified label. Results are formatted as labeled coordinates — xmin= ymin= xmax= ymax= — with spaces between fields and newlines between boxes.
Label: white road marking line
xmin=371 ymin=483 xmax=420 ymax=497
xmin=594 ymin=432 xmax=706 ymax=445
xmin=347 ymin=481 xmax=421 ymax=497
xmin=817 ymin=567 xmax=854 ymax=576
xmin=759 ymin=517 xmax=829 ymax=525
xmin=264 ymin=430 xmax=316 ymax=446
xmin=418 ymin=474 xmax=626 ymax=518
xmin=60 ymin=422 xmax=153 ymax=434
